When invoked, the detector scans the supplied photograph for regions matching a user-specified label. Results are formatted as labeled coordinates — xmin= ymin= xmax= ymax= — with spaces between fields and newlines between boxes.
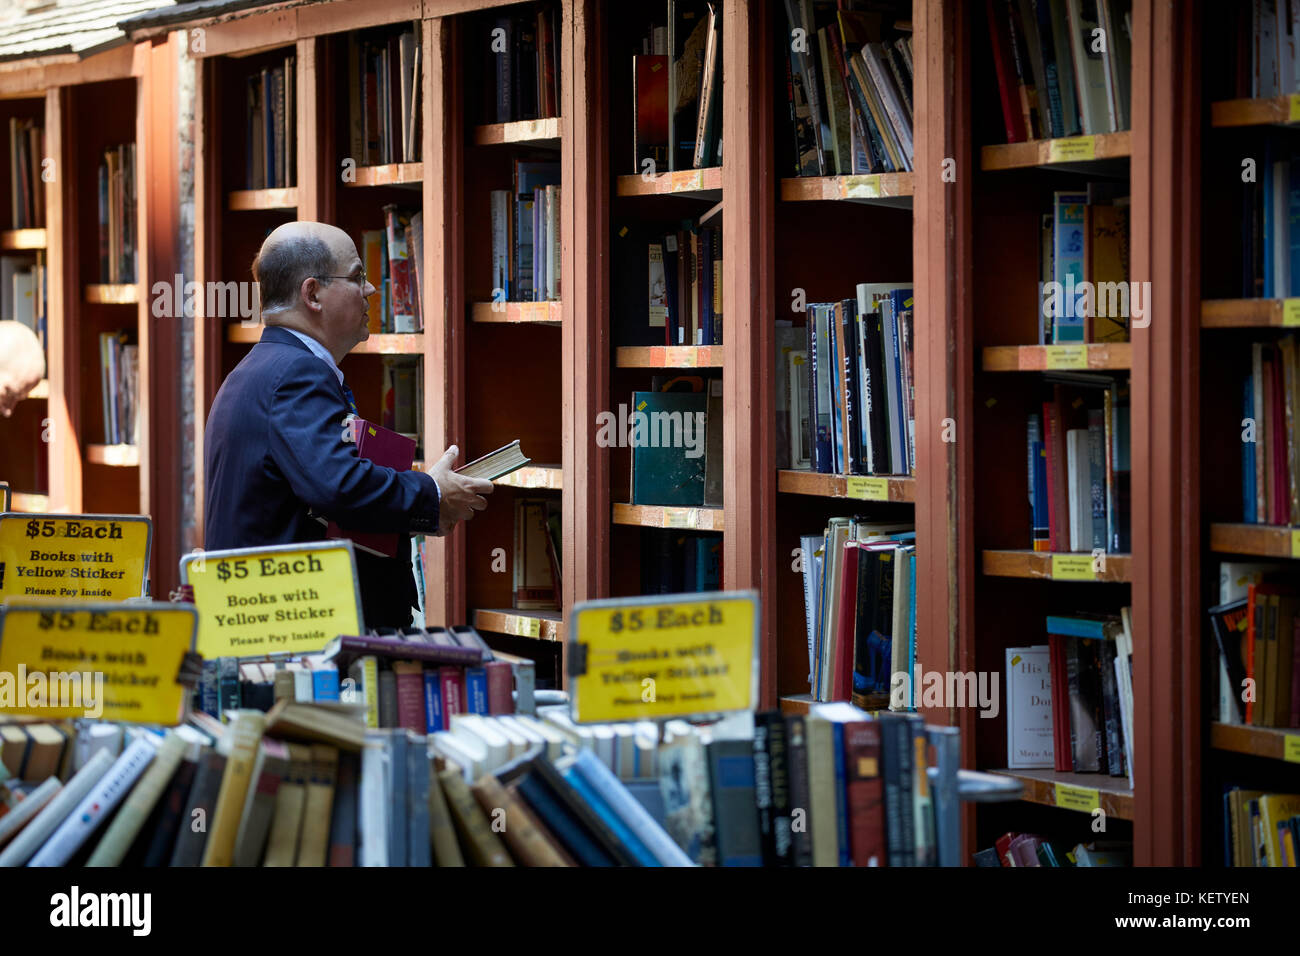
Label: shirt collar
xmin=283 ymin=328 xmax=343 ymax=385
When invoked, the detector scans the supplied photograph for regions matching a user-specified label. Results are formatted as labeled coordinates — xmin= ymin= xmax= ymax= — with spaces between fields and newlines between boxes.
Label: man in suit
xmin=204 ymin=221 xmax=492 ymax=627
xmin=0 ymin=320 xmax=44 ymax=418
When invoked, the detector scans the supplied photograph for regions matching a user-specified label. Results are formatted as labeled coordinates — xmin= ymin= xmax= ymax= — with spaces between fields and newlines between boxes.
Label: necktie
xmin=341 ymin=380 xmax=359 ymax=416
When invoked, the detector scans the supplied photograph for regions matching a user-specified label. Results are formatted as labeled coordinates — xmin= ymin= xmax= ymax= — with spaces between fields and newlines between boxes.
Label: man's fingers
xmin=438 ymin=445 xmax=459 ymax=467
xmin=471 ymin=495 xmax=488 ymax=511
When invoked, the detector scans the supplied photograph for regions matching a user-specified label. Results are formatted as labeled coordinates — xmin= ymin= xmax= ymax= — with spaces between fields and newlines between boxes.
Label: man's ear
xmin=301 ymin=276 xmax=322 ymax=312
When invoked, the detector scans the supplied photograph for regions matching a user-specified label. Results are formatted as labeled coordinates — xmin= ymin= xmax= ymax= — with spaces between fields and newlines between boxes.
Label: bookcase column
xmin=562 ymin=0 xmax=610 ymax=635
xmin=721 ymin=0 xmax=776 ymax=707
xmin=296 ymin=36 xmax=333 ymax=225
xmin=1128 ymin=0 xmax=1202 ymax=867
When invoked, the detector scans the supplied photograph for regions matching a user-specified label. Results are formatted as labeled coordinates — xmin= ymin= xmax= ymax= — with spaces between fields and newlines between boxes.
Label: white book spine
xmin=28 ymin=736 xmax=156 ymax=867
xmin=0 ymin=748 xmax=114 ymax=867
xmin=572 ymin=749 xmax=693 ymax=866
xmin=0 ymin=776 xmax=61 ymax=850
xmin=359 ymin=739 xmax=388 ymax=866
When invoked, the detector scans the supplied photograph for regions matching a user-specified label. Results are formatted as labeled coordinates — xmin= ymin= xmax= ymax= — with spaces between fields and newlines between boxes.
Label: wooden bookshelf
xmin=981 ymin=343 xmax=1132 ymax=372
xmin=779 ymin=694 xmax=817 ymax=715
xmin=1208 ymin=523 xmax=1299 ymax=558
xmin=615 ymin=345 xmax=723 ymax=368
xmin=1209 ymin=723 xmax=1300 ymax=762
xmin=83 ymin=283 xmax=138 ymax=305
xmin=980 ymin=131 xmax=1132 ymax=171
xmin=777 ymin=469 xmax=916 ymax=503
xmin=1209 ymin=95 xmax=1300 ymax=128
xmin=615 ymin=166 xmax=723 ymax=199
xmin=224 ymin=324 xmax=425 ymax=354
xmin=981 ymin=550 xmax=1133 ymax=583
xmin=1201 ymin=298 xmax=1300 ymax=328
xmin=473 ymin=117 xmax=561 ymax=148
xmin=473 ymin=608 xmax=564 ymax=642
xmin=343 ymin=163 xmax=423 ymax=187
xmin=987 ymin=769 xmax=1135 ymax=821
xmin=1 ymin=228 xmax=45 ymax=250
xmin=494 ymin=465 xmax=562 ymax=491
xmin=612 ymin=503 xmax=724 ymax=532
xmin=9 ymin=492 xmax=49 ymax=512
xmin=227 ymin=187 xmax=297 ymax=210
xmin=779 ymin=172 xmax=914 ymax=206
xmin=85 ymin=444 xmax=140 ymax=467
xmin=470 ymin=301 xmax=562 ymax=324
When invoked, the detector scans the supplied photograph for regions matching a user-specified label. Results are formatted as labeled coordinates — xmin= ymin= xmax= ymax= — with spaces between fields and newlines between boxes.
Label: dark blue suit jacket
xmin=204 ymin=325 xmax=438 ymax=625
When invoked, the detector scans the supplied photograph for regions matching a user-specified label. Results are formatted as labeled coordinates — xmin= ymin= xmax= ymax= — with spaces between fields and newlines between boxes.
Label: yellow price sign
xmin=513 ymin=615 xmax=542 ymax=638
xmin=1047 ymin=135 xmax=1096 ymax=164
xmin=0 ymin=602 xmax=195 ymax=724
xmin=1283 ymin=299 xmax=1300 ymax=327
xmin=1291 ymin=530 xmax=1300 ymax=559
xmin=1290 ymin=94 xmax=1300 ymax=123
xmin=846 ymin=476 xmax=890 ymax=501
xmin=1054 ymin=782 xmax=1101 ymax=813
xmin=664 ymin=508 xmax=697 ymax=529
xmin=1051 ymin=553 xmax=1097 ymax=580
xmin=839 ymin=175 xmax=881 ymax=200
xmin=1044 ymin=344 xmax=1089 ymax=370
xmin=1284 ymin=734 xmax=1300 ymax=764
xmin=0 ymin=514 xmax=151 ymax=603
xmin=569 ymin=590 xmax=759 ymax=724
xmin=181 ymin=541 xmax=363 ymax=659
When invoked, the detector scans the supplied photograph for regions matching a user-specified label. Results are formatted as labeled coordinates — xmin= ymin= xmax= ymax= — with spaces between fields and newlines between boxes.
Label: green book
xmin=630 ymin=391 xmax=708 ymax=506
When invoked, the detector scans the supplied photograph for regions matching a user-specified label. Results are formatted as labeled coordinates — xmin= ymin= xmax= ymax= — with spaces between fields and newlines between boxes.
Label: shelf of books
xmin=226 ymin=188 xmax=298 ymax=211
xmin=343 ymin=162 xmax=424 ymax=188
xmin=964 ymin=0 xmax=1141 ymax=866
xmin=615 ymin=344 xmax=723 ymax=367
xmin=473 ymin=116 xmax=562 ymax=148
xmin=1199 ymin=5 xmax=1300 ymax=868
xmin=0 ymin=92 xmax=52 ymax=516
xmin=776 ymin=470 xmax=916 ymax=503
xmin=473 ymin=608 xmax=565 ymax=642
xmin=470 ymin=300 xmax=562 ymax=324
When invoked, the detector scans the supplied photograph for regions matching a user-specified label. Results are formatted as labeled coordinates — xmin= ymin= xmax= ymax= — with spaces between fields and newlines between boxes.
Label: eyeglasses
xmin=314 ymin=271 xmax=368 ymax=288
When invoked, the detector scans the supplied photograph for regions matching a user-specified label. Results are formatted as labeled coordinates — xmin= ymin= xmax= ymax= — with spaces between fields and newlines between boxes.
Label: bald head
xmin=252 ymin=221 xmax=356 ymax=316
xmin=0 ymin=321 xmax=44 ymax=417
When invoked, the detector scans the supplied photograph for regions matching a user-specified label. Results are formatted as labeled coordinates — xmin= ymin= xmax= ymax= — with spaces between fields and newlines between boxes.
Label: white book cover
xmin=1006 ymin=646 xmax=1054 ymax=769
xmin=28 ymin=735 xmax=157 ymax=867
xmin=1065 ymin=0 xmax=1111 ymax=133
xmin=1067 ymin=428 xmax=1089 ymax=551
xmin=358 ymin=737 xmax=388 ymax=866
xmin=0 ymin=748 xmax=116 ymax=867
xmin=789 ymin=351 xmax=812 ymax=470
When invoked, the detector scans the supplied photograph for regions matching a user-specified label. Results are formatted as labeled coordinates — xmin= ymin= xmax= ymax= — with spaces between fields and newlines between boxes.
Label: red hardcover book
xmin=1048 ymin=634 xmax=1071 ymax=772
xmin=832 ymin=541 xmax=862 ymax=702
xmin=1290 ymin=616 xmax=1300 ymax=728
xmin=485 ymin=660 xmax=513 ymax=715
xmin=392 ymin=661 xmax=426 ymax=734
xmin=633 ymin=55 xmax=669 ymax=173
xmin=995 ymin=831 xmax=1020 ymax=867
xmin=984 ymin=0 xmax=1027 ymax=142
xmin=1042 ymin=394 xmax=1068 ymax=552
xmin=326 ymin=418 xmax=416 ymax=557
xmin=438 ymin=666 xmax=464 ymax=730
xmin=842 ymin=720 xmax=885 ymax=866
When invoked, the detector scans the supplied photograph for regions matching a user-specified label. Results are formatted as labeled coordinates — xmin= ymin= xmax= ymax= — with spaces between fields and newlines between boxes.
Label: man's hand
xmin=429 ymin=444 xmax=494 ymax=534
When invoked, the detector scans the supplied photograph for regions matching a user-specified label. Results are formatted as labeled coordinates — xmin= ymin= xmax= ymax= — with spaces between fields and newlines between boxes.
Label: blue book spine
xmin=1045 ymin=616 xmax=1110 ymax=639
xmin=890 ymin=289 xmax=913 ymax=470
xmin=827 ymin=305 xmax=843 ymax=473
xmin=832 ymin=723 xmax=850 ymax=867
xmin=560 ymin=765 xmax=659 ymax=866
xmin=466 ymin=667 xmax=488 ymax=714
xmin=312 ymin=668 xmax=340 ymax=702
xmin=1290 ymin=156 xmax=1300 ymax=296
xmin=516 ymin=774 xmax=614 ymax=866
xmin=423 ymin=670 xmax=443 ymax=733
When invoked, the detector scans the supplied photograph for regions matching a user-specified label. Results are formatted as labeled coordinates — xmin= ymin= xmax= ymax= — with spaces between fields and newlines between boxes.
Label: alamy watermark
xmin=595 ymin=404 xmax=706 ymax=459
xmin=890 ymin=668 xmax=1000 ymax=718
xmin=0 ymin=664 xmax=104 ymax=718
xmin=150 ymin=273 xmax=260 ymax=324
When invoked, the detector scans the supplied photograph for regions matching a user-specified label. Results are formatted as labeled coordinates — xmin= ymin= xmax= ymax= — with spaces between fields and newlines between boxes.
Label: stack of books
xmin=786 ymin=283 xmax=914 ymax=476
xmin=490 ymin=161 xmax=560 ymax=303
xmin=97 ymin=144 xmax=136 ymax=284
xmin=1209 ymin=562 xmax=1300 ymax=731
xmin=1005 ymin=611 xmax=1135 ymax=786
xmin=974 ymin=832 xmax=1132 ymax=867
xmin=1226 ymin=3 xmax=1300 ymax=100
xmin=8 ymin=117 xmax=44 ymax=229
xmin=98 ymin=330 xmax=139 ymax=446
xmin=631 ymin=1 xmax=722 ymax=172
xmin=487 ymin=4 xmax=560 ymax=124
xmin=361 ymin=206 xmax=424 ymax=334
xmin=1238 ymin=338 xmax=1300 ymax=526
xmin=347 ymin=28 xmax=422 ymax=167
xmin=1221 ymin=787 xmax=1300 ymax=867
xmin=1027 ymin=375 xmax=1130 ymax=553
xmin=985 ymin=0 xmax=1132 ymax=143
xmin=244 ymin=54 xmax=296 ymax=189
xmin=798 ymin=517 xmax=915 ymax=706
xmin=1036 ymin=186 xmax=1131 ymax=345
xmin=781 ymin=2 xmax=913 ymax=177
xmin=0 ymin=253 xmax=43 ymax=343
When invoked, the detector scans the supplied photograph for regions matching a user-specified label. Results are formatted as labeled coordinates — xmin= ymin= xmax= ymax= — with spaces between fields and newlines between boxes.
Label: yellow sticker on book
xmin=1044 ymin=344 xmax=1089 ymax=370
xmin=569 ymin=590 xmax=759 ymax=723
xmin=839 ymin=175 xmax=881 ymax=199
xmin=513 ymin=616 xmax=541 ymax=638
xmin=1290 ymin=94 xmax=1300 ymax=123
xmin=1284 ymin=299 xmax=1300 ymax=327
xmin=1291 ymin=530 xmax=1300 ymax=559
xmin=0 ymin=514 xmax=152 ymax=603
xmin=679 ymin=348 xmax=698 ymax=368
xmin=663 ymin=508 xmax=694 ymax=529
xmin=181 ymin=541 xmax=363 ymax=659
xmin=1047 ymin=135 xmax=1096 ymax=164
xmin=845 ymin=476 xmax=890 ymax=501
xmin=1055 ymin=782 xmax=1101 ymax=813
xmin=675 ymin=170 xmax=705 ymax=193
xmin=0 ymin=602 xmax=196 ymax=724
xmin=1051 ymin=554 xmax=1096 ymax=580
xmin=1284 ymin=735 xmax=1300 ymax=763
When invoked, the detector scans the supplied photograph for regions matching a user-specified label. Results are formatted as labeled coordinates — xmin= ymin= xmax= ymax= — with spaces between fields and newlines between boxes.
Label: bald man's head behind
xmin=0 ymin=321 xmax=44 ymax=417
xmin=250 ymin=221 xmax=376 ymax=363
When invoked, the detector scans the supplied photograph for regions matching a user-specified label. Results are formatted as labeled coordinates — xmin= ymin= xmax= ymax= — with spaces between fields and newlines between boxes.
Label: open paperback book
xmin=455 ymin=440 xmax=531 ymax=481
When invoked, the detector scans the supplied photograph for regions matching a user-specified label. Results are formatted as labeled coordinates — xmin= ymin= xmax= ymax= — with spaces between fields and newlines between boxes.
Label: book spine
xmin=202 ymin=712 xmax=266 ymax=866
xmin=485 ymin=659 xmax=513 ymax=714
xmin=466 ymin=666 xmax=488 ymax=714
xmin=572 ymin=749 xmax=692 ymax=866
xmin=86 ymin=732 xmax=186 ymax=867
